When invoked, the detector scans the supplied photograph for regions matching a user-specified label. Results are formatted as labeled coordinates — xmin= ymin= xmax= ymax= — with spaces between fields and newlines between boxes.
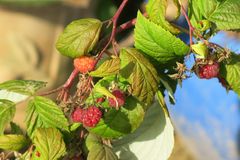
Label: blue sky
xmin=168 ymin=32 xmax=240 ymax=160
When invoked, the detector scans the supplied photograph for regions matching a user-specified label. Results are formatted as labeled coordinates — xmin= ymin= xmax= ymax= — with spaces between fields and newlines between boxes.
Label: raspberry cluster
xmin=73 ymin=56 xmax=96 ymax=74
xmin=71 ymin=106 xmax=102 ymax=127
xmin=198 ymin=62 xmax=219 ymax=79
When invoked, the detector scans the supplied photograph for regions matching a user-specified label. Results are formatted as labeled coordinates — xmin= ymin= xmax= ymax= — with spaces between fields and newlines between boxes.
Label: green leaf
xmin=70 ymin=123 xmax=82 ymax=132
xmin=26 ymin=96 xmax=69 ymax=138
xmin=85 ymin=134 xmax=118 ymax=160
xmin=220 ymin=53 xmax=240 ymax=96
xmin=94 ymin=85 xmax=115 ymax=99
xmin=90 ymin=58 xmax=120 ymax=77
xmin=113 ymin=102 xmax=174 ymax=160
xmin=56 ymin=18 xmax=102 ymax=58
xmin=10 ymin=122 xmax=23 ymax=135
xmin=89 ymin=96 xmax=145 ymax=138
xmin=0 ymin=80 xmax=46 ymax=103
xmin=188 ymin=0 xmax=204 ymax=29
xmin=191 ymin=42 xmax=208 ymax=58
xmin=189 ymin=0 xmax=240 ymax=30
xmin=0 ymin=99 xmax=15 ymax=135
xmin=33 ymin=128 xmax=66 ymax=160
xmin=134 ymin=11 xmax=189 ymax=63
xmin=0 ymin=134 xmax=28 ymax=151
xmin=120 ymin=48 xmax=159 ymax=106
xmin=88 ymin=144 xmax=118 ymax=160
xmin=0 ymin=80 xmax=46 ymax=96
xmin=197 ymin=0 xmax=218 ymax=18
xmin=208 ymin=0 xmax=240 ymax=30
xmin=146 ymin=0 xmax=180 ymax=34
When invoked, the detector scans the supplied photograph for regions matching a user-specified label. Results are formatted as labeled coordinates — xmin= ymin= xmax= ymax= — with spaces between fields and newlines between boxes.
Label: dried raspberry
xmin=73 ymin=56 xmax=96 ymax=74
xmin=96 ymin=97 xmax=105 ymax=103
xmin=82 ymin=106 xmax=102 ymax=127
xmin=198 ymin=62 xmax=219 ymax=79
xmin=71 ymin=108 xmax=84 ymax=123
xmin=108 ymin=90 xmax=125 ymax=108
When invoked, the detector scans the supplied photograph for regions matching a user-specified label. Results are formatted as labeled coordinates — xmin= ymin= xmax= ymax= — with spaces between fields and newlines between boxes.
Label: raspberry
xmin=198 ymin=62 xmax=219 ymax=79
xmin=73 ymin=56 xmax=96 ymax=74
xmin=96 ymin=97 xmax=105 ymax=103
xmin=71 ymin=108 xmax=84 ymax=123
xmin=108 ymin=90 xmax=125 ymax=108
xmin=82 ymin=106 xmax=102 ymax=127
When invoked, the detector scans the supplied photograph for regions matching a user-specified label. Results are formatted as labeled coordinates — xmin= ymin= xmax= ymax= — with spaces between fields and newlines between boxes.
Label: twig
xmin=95 ymin=0 xmax=129 ymax=64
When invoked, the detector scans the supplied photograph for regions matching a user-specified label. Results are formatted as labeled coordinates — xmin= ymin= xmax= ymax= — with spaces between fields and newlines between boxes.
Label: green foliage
xmin=85 ymin=133 xmax=118 ymax=160
xmin=56 ymin=18 xmax=102 ymax=58
xmin=113 ymin=101 xmax=174 ymax=160
xmin=0 ymin=80 xmax=46 ymax=103
xmin=89 ymin=96 xmax=145 ymax=138
xmin=0 ymin=80 xmax=46 ymax=96
xmin=220 ymin=53 xmax=240 ymax=96
xmin=146 ymin=0 xmax=180 ymax=34
xmin=0 ymin=99 xmax=15 ymax=135
xmin=90 ymin=58 xmax=120 ymax=77
xmin=26 ymin=96 xmax=69 ymax=138
xmin=10 ymin=122 xmax=24 ymax=135
xmin=191 ymin=42 xmax=208 ymax=58
xmin=189 ymin=0 xmax=240 ymax=30
xmin=32 ymin=128 xmax=66 ymax=160
xmin=134 ymin=11 xmax=190 ymax=63
xmin=0 ymin=134 xmax=28 ymax=151
xmin=120 ymin=48 xmax=159 ymax=106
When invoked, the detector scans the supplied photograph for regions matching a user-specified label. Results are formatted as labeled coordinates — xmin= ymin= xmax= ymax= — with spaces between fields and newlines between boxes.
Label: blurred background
xmin=0 ymin=0 xmax=239 ymax=159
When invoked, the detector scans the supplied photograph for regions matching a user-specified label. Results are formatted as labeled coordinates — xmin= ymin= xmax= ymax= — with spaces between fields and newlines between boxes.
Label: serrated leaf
xmin=134 ymin=12 xmax=189 ymax=63
xmin=56 ymin=18 xmax=102 ymax=58
xmin=85 ymin=134 xmax=118 ymax=160
xmin=0 ymin=80 xmax=46 ymax=96
xmin=220 ymin=53 xmax=240 ymax=96
xmin=208 ymin=0 xmax=240 ymax=30
xmin=113 ymin=102 xmax=174 ymax=160
xmin=146 ymin=0 xmax=180 ymax=34
xmin=89 ymin=96 xmax=145 ymax=138
xmin=120 ymin=48 xmax=159 ymax=106
xmin=88 ymin=145 xmax=118 ymax=160
xmin=0 ymin=134 xmax=28 ymax=151
xmin=33 ymin=128 xmax=66 ymax=160
xmin=189 ymin=0 xmax=240 ymax=30
xmin=90 ymin=58 xmax=120 ymax=77
xmin=26 ymin=96 xmax=69 ymax=138
xmin=0 ymin=99 xmax=15 ymax=135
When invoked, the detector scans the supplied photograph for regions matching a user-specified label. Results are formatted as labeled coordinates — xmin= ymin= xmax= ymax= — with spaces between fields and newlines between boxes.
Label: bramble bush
xmin=0 ymin=0 xmax=240 ymax=159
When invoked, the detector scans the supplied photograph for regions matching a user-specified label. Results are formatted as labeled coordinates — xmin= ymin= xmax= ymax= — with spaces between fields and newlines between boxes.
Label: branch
xmin=95 ymin=0 xmax=129 ymax=64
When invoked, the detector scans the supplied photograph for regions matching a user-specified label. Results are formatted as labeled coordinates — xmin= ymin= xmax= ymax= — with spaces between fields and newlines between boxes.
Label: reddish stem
xmin=95 ymin=0 xmax=129 ymax=64
xmin=63 ymin=68 xmax=79 ymax=89
xmin=180 ymin=3 xmax=194 ymax=48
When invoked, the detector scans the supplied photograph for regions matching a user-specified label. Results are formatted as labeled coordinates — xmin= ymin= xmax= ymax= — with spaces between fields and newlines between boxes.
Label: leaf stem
xmin=95 ymin=0 xmax=129 ymax=64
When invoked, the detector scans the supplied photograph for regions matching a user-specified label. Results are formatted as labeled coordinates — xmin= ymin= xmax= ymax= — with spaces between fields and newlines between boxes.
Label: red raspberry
xmin=108 ymin=90 xmax=125 ymax=108
xmin=73 ymin=56 xmax=96 ymax=74
xmin=71 ymin=108 xmax=84 ymax=123
xmin=198 ymin=62 xmax=219 ymax=79
xmin=82 ymin=106 xmax=102 ymax=127
xmin=96 ymin=97 xmax=105 ymax=103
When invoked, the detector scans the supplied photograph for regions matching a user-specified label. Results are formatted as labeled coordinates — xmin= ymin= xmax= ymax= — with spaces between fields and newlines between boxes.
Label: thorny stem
xmin=95 ymin=0 xmax=129 ymax=64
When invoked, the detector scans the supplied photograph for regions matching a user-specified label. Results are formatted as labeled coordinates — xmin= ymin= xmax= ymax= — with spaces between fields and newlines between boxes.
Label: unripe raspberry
xmin=71 ymin=108 xmax=84 ymax=123
xmin=108 ymin=90 xmax=125 ymax=108
xmin=82 ymin=106 xmax=102 ymax=127
xmin=73 ymin=56 xmax=96 ymax=74
xmin=198 ymin=62 xmax=219 ymax=79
